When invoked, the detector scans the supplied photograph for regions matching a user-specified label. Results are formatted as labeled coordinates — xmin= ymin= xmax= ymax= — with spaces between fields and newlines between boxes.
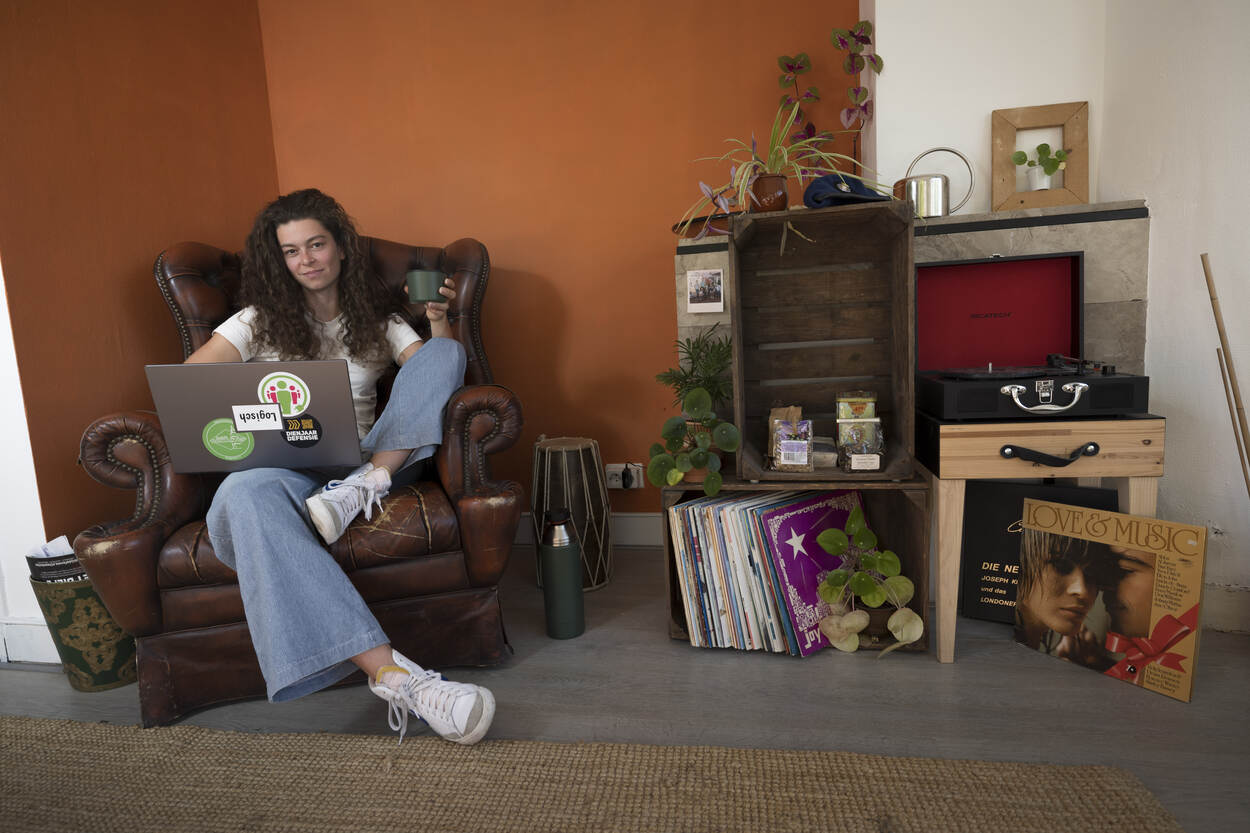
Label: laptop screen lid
xmin=145 ymin=360 xmax=364 ymax=473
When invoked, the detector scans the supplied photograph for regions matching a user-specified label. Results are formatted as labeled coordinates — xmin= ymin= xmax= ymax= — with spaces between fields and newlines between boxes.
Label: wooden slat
xmin=738 ymin=266 xmax=890 ymax=308
xmin=742 ymin=303 xmax=891 ymax=344
xmin=744 ymin=340 xmax=892 ymax=380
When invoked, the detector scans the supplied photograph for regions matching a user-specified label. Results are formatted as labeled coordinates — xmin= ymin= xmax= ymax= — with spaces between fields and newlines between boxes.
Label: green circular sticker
xmin=202 ymin=418 xmax=255 ymax=461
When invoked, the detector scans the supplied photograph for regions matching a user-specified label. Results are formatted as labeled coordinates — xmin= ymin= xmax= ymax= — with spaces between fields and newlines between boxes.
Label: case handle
xmin=999 ymin=381 xmax=1089 ymax=413
xmin=1000 ymin=441 xmax=1100 ymax=468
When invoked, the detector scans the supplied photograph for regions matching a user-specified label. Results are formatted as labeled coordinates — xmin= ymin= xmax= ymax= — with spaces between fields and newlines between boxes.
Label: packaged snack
xmin=836 ymin=390 xmax=877 ymax=419
xmin=836 ymin=417 xmax=884 ymax=472
xmin=768 ymin=405 xmax=813 ymax=472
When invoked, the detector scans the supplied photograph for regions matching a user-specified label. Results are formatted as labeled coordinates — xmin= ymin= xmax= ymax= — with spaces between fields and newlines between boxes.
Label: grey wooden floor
xmin=3 ymin=544 xmax=1248 ymax=832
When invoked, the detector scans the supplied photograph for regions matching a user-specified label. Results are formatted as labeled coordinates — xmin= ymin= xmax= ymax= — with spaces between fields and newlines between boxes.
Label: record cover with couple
xmin=1014 ymin=498 xmax=1207 ymax=703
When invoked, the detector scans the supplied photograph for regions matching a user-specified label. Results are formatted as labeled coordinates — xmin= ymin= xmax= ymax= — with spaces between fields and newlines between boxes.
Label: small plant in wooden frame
xmin=991 ymin=101 xmax=1089 ymax=211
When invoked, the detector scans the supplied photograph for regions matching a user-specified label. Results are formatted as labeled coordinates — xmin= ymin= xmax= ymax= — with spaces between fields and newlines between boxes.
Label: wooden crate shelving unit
xmin=728 ymin=202 xmax=915 ymax=481
xmin=662 ymin=476 xmax=931 ymax=653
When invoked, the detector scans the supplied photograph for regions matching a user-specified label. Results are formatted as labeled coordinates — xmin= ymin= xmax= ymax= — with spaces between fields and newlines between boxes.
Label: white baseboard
xmin=517 ymin=512 xmax=663 ymax=548
xmin=1 ymin=617 xmax=58 ymax=664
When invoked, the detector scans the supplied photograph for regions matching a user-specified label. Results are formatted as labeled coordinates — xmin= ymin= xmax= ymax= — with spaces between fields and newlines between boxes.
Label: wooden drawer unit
xmin=728 ymin=202 xmax=915 ymax=481
xmin=917 ymin=412 xmax=1164 ymax=479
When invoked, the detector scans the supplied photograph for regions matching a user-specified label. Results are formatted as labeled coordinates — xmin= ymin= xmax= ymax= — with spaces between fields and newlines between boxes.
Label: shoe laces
xmin=386 ymin=671 xmax=473 ymax=742
xmin=324 ymin=473 xmax=384 ymax=521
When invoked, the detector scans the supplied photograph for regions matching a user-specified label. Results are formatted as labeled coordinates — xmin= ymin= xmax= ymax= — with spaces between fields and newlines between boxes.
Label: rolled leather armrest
xmin=436 ymin=384 xmax=524 ymax=585
xmin=73 ymin=410 xmax=211 ymax=636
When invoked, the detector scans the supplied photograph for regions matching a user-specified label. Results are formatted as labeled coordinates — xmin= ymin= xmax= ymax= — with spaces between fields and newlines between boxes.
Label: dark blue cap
xmin=803 ymin=173 xmax=890 ymax=208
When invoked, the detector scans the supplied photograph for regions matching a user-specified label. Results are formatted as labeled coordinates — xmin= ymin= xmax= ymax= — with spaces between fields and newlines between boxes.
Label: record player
xmin=917 ymin=353 xmax=1150 ymax=420
xmin=915 ymin=252 xmax=1150 ymax=421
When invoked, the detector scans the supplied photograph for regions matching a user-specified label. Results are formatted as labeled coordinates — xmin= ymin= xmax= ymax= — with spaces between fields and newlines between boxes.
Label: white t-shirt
xmin=214 ymin=307 xmax=421 ymax=439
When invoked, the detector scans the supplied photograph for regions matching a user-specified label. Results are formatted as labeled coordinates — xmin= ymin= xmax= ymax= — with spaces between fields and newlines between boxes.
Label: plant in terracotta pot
xmin=675 ymin=98 xmax=866 ymax=239
xmin=647 ymin=387 xmax=741 ymax=497
xmin=814 ymin=504 xmax=924 ymax=656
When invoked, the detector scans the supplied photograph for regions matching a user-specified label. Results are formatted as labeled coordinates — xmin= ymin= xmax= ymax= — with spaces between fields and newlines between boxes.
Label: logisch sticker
xmin=257 ymin=371 xmax=311 ymax=417
xmin=282 ymin=414 xmax=322 ymax=448
xmin=202 ymin=418 xmax=255 ymax=461
xmin=232 ymin=403 xmax=283 ymax=431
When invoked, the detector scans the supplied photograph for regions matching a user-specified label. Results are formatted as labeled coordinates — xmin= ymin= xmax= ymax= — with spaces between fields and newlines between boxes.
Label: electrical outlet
xmin=624 ymin=462 xmax=645 ymax=489
xmin=605 ymin=463 xmax=625 ymax=489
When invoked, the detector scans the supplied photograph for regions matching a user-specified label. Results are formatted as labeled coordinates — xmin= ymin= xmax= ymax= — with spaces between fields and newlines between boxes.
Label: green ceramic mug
xmin=405 ymin=269 xmax=448 ymax=304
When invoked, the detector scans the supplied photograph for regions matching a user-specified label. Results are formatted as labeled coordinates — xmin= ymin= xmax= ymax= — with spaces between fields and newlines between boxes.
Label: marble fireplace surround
xmin=913 ymin=200 xmax=1149 ymax=376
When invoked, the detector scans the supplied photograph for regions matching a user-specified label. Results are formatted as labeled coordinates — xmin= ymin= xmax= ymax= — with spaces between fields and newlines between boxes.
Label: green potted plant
xmin=647 ymin=387 xmax=741 ymax=497
xmin=1012 ymin=142 xmax=1070 ymax=191
xmin=654 ymin=323 xmax=734 ymax=412
xmin=813 ymin=504 xmax=924 ymax=655
xmin=675 ymin=98 xmax=871 ymax=238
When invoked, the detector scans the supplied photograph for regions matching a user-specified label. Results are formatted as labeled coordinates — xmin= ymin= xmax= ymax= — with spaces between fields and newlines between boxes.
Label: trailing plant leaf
xmin=817 ymin=527 xmax=849 ymax=556
xmin=646 ymin=454 xmax=676 ymax=487
xmin=711 ymin=421 xmax=741 ymax=452
xmin=701 ymin=470 xmax=722 ymax=496
xmin=853 ymin=526 xmax=877 ymax=551
xmin=674 ymin=452 xmax=693 ymax=473
xmin=661 ymin=416 xmax=687 ymax=441
xmin=877 ymin=608 xmax=924 ymax=657
xmin=877 ymin=549 xmax=901 ymax=577
xmin=883 ymin=575 xmax=915 ymax=607
xmin=665 ymin=467 xmax=685 ymax=486
xmin=706 ymin=453 xmax=722 ymax=473
xmin=683 ymin=388 xmax=713 ymax=421
xmin=648 ymin=442 xmax=665 ymax=458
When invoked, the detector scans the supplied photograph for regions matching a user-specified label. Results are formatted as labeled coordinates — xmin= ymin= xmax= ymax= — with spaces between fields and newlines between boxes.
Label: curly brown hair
xmin=240 ymin=188 xmax=403 ymax=362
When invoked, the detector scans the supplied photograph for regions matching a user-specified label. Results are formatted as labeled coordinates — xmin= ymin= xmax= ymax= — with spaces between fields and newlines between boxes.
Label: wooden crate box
xmin=728 ymin=202 xmax=915 ymax=481
xmin=662 ymin=479 xmax=930 ymax=653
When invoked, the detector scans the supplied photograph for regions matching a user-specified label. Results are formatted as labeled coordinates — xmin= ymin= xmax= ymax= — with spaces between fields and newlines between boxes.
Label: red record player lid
xmin=916 ymin=253 xmax=1082 ymax=372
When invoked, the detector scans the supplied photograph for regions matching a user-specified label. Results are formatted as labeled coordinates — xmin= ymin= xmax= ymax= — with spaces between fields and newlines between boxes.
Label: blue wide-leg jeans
xmin=206 ymin=337 xmax=467 ymax=702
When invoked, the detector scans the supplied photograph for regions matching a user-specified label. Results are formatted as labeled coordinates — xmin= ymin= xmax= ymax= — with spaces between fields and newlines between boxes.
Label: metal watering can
xmin=892 ymin=147 xmax=974 ymax=217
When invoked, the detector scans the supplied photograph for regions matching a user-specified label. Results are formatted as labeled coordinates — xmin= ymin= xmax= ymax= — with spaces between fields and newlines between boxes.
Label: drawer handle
xmin=1000 ymin=441 xmax=1100 ymax=467
xmin=999 ymin=381 xmax=1090 ymax=413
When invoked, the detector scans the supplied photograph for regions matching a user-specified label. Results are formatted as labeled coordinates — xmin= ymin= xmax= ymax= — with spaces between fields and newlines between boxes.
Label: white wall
xmin=0 ymin=258 xmax=57 ymax=662
xmin=873 ymin=0 xmax=1106 ymax=214
xmin=1100 ymin=0 xmax=1249 ymax=618
xmin=869 ymin=0 xmax=1249 ymax=629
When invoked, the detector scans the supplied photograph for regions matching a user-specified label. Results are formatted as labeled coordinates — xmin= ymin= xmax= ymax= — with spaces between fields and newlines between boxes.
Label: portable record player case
xmin=915 ymin=252 xmax=1149 ymax=420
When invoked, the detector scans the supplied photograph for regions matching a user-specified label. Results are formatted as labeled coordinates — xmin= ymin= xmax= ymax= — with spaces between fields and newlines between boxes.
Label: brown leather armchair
xmin=73 ymin=236 xmax=523 ymax=727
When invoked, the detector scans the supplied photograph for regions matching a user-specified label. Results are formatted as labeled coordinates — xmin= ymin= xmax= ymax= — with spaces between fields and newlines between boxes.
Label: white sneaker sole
xmin=305 ymin=494 xmax=345 ymax=545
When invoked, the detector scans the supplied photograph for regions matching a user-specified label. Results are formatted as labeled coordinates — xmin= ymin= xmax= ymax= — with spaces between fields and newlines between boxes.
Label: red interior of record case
xmin=916 ymin=255 xmax=1082 ymax=371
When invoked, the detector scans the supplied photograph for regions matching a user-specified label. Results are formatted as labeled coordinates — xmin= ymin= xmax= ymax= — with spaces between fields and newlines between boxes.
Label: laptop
xmin=145 ymin=360 xmax=365 ymax=473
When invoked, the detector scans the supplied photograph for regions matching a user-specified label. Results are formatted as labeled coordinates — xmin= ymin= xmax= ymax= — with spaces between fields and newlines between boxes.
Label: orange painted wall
xmin=256 ymin=0 xmax=860 ymax=512
xmin=0 ymin=1 xmax=280 ymax=537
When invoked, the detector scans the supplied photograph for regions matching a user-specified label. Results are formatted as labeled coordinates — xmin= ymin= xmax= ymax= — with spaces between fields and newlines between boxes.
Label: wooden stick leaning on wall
xmin=1217 ymin=348 xmax=1250 ymax=502
xmin=1202 ymin=252 xmax=1250 ymax=502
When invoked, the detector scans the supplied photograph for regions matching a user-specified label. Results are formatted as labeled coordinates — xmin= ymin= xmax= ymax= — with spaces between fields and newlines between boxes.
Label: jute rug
xmin=1 ymin=715 xmax=1181 ymax=833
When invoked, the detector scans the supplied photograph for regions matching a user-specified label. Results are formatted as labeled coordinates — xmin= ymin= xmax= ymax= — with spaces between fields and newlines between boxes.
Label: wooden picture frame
xmin=991 ymin=101 xmax=1089 ymax=212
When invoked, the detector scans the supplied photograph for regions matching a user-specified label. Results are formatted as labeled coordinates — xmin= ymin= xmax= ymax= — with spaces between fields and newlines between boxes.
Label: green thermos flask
xmin=539 ymin=509 xmax=585 ymax=639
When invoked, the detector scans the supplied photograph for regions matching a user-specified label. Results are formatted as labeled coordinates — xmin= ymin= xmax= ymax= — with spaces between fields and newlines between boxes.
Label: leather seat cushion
xmin=157 ymin=480 xmax=461 ymax=590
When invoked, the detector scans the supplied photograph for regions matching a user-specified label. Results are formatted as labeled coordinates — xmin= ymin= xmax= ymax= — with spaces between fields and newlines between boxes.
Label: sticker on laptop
xmin=232 ymin=404 xmax=283 ymax=431
xmin=202 ymin=418 xmax=255 ymax=461
xmin=257 ymin=371 xmax=311 ymax=417
xmin=282 ymin=414 xmax=323 ymax=448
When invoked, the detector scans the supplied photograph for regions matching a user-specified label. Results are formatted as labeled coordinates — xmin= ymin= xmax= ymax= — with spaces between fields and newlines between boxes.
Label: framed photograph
xmin=991 ymin=101 xmax=1089 ymax=211
xmin=686 ymin=269 xmax=724 ymax=313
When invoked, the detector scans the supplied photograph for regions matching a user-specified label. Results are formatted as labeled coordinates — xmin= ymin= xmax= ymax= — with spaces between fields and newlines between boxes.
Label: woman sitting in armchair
xmin=186 ymin=187 xmax=492 ymax=745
